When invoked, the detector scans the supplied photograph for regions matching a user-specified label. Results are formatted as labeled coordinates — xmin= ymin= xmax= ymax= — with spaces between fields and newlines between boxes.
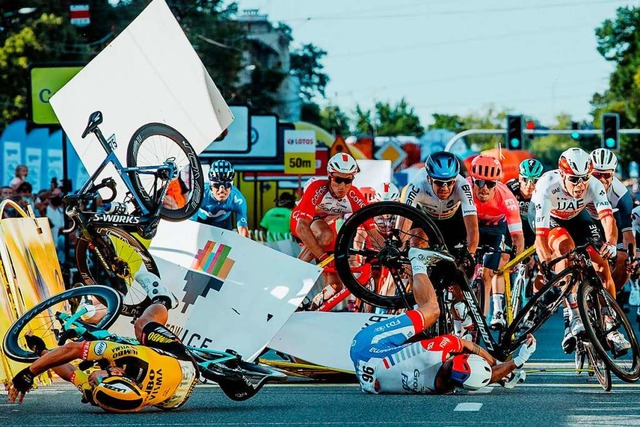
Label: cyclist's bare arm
xmin=28 ymin=342 xmax=84 ymax=377
xmin=600 ymin=214 xmax=617 ymax=246
xmin=512 ymin=232 xmax=525 ymax=256
xmin=463 ymin=214 xmax=479 ymax=254
xmin=237 ymin=225 xmax=249 ymax=238
xmin=296 ymin=217 xmax=325 ymax=259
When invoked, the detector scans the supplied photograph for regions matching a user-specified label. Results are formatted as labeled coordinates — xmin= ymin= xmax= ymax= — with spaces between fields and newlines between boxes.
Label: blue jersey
xmin=193 ymin=186 xmax=248 ymax=229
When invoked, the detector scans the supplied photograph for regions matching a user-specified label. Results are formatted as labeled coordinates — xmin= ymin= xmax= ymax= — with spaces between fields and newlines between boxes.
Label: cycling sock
xmin=492 ymin=294 xmax=504 ymax=314
xmin=566 ymin=294 xmax=579 ymax=321
xmin=563 ymin=306 xmax=570 ymax=329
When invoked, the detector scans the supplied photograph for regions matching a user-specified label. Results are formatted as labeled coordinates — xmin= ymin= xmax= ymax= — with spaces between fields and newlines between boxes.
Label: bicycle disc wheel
xmin=578 ymin=279 xmax=640 ymax=382
xmin=502 ymin=266 xmax=578 ymax=353
xmin=127 ymin=123 xmax=204 ymax=221
xmin=2 ymin=285 xmax=122 ymax=363
xmin=583 ymin=340 xmax=612 ymax=391
xmin=335 ymin=202 xmax=448 ymax=309
xmin=75 ymin=226 xmax=160 ymax=318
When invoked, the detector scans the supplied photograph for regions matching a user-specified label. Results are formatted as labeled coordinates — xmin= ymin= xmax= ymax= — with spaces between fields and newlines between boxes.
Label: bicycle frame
xmin=500 ymin=244 xmax=536 ymax=324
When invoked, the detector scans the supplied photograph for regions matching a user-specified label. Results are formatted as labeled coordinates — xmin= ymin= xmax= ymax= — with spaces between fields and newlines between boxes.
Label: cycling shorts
xmin=434 ymin=209 xmax=467 ymax=255
xmin=527 ymin=205 xmax=602 ymax=246
xmin=479 ymin=218 xmax=508 ymax=270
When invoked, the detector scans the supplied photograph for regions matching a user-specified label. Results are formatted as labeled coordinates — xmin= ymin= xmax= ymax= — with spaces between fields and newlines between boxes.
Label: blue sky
xmin=234 ymin=0 xmax=632 ymax=127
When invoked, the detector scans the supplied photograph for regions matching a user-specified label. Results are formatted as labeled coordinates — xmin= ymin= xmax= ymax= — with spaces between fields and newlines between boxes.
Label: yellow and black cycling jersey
xmin=71 ymin=340 xmax=198 ymax=409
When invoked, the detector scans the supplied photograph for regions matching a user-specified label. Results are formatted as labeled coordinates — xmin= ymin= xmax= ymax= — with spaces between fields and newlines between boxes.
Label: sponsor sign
xmin=284 ymin=130 xmax=316 ymax=175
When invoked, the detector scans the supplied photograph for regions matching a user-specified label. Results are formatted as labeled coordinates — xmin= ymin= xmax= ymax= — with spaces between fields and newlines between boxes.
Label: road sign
xmin=29 ymin=65 xmax=83 ymax=125
xmin=375 ymin=140 xmax=407 ymax=170
xmin=329 ymin=135 xmax=354 ymax=158
xmin=284 ymin=130 xmax=316 ymax=174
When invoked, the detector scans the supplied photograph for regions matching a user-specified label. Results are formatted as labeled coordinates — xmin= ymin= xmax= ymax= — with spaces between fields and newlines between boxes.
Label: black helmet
xmin=209 ymin=160 xmax=235 ymax=182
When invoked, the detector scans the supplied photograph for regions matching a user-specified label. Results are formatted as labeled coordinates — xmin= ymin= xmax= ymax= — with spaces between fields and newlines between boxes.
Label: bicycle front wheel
xmin=2 ymin=285 xmax=122 ymax=363
xmin=76 ymin=226 xmax=160 ymax=318
xmin=127 ymin=123 xmax=204 ymax=221
xmin=583 ymin=340 xmax=612 ymax=391
xmin=578 ymin=278 xmax=640 ymax=382
xmin=335 ymin=202 xmax=448 ymax=309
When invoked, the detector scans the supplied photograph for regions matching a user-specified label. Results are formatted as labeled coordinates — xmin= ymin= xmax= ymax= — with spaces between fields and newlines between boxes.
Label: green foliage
xmin=353 ymin=105 xmax=374 ymax=135
xmin=353 ymin=98 xmax=423 ymax=137
xmin=428 ymin=113 xmax=465 ymax=133
xmin=591 ymin=5 xmax=640 ymax=168
xmin=319 ymin=104 xmax=350 ymax=136
xmin=290 ymin=43 xmax=329 ymax=103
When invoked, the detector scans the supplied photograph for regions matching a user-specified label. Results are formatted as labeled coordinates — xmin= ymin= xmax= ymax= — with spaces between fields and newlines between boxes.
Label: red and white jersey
xmin=402 ymin=170 xmax=476 ymax=220
xmin=292 ymin=177 xmax=369 ymax=222
xmin=466 ymin=177 xmax=523 ymax=235
xmin=532 ymin=170 xmax=613 ymax=232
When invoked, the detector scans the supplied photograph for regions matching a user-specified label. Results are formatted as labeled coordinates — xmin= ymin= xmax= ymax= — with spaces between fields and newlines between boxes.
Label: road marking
xmin=454 ymin=403 xmax=483 ymax=411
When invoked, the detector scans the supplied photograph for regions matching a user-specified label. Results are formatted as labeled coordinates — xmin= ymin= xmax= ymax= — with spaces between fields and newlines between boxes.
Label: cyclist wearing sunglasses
xmin=531 ymin=147 xmax=627 ymax=354
xmin=194 ymin=160 xmax=249 ymax=237
xmin=506 ymin=159 xmax=544 ymax=248
xmin=587 ymin=148 xmax=635 ymax=291
xmin=466 ymin=155 xmax=524 ymax=330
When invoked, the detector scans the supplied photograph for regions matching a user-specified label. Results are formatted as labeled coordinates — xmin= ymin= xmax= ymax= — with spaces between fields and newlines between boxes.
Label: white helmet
xmin=374 ymin=182 xmax=400 ymax=202
xmin=558 ymin=147 xmax=593 ymax=176
xmin=590 ymin=148 xmax=618 ymax=171
xmin=450 ymin=354 xmax=492 ymax=391
xmin=327 ymin=153 xmax=359 ymax=175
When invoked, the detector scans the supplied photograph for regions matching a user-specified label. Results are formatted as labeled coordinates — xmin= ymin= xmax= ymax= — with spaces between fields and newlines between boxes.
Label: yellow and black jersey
xmin=71 ymin=340 xmax=198 ymax=409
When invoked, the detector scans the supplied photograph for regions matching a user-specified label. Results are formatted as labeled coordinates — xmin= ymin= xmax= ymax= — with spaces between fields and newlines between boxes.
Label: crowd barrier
xmin=248 ymin=230 xmax=301 ymax=258
xmin=0 ymin=200 xmax=66 ymax=384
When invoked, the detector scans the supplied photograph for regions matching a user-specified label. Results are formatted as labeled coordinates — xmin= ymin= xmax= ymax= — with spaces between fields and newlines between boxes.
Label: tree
xmin=428 ymin=113 xmax=465 ymax=133
xmin=319 ymin=104 xmax=350 ymax=136
xmin=353 ymin=105 xmax=373 ymax=135
xmin=530 ymin=113 xmax=578 ymax=169
xmin=354 ymin=98 xmax=423 ymax=137
xmin=290 ymin=43 xmax=329 ymax=103
xmin=591 ymin=5 xmax=640 ymax=168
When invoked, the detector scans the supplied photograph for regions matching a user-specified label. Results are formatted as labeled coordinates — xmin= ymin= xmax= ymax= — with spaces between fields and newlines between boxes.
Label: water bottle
xmin=104 ymin=201 xmax=127 ymax=214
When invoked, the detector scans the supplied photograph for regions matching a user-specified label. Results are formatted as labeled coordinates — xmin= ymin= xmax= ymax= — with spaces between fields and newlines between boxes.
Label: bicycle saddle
xmin=82 ymin=111 xmax=103 ymax=138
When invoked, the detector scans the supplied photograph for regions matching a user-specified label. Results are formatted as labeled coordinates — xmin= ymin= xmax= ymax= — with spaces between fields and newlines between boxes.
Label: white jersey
xmin=632 ymin=205 xmax=640 ymax=236
xmin=585 ymin=177 xmax=627 ymax=217
xmin=402 ymin=170 xmax=476 ymax=220
xmin=532 ymin=170 xmax=613 ymax=231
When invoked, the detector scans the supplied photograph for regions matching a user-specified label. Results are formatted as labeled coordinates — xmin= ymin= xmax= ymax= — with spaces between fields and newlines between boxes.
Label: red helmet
xmin=470 ymin=155 xmax=502 ymax=180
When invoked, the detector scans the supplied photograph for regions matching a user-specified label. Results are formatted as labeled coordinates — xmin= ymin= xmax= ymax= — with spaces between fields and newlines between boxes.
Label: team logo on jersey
xmin=94 ymin=341 xmax=107 ymax=356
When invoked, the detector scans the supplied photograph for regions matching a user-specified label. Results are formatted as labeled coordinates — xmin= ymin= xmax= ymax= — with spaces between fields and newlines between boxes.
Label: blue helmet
xmin=425 ymin=151 xmax=460 ymax=180
xmin=209 ymin=160 xmax=235 ymax=182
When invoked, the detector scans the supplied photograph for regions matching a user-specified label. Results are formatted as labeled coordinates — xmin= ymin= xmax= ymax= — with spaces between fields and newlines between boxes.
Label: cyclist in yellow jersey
xmin=8 ymin=273 xmax=200 ymax=413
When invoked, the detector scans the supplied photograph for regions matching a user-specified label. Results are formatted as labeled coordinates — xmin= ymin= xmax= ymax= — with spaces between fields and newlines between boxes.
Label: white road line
xmin=454 ymin=403 xmax=483 ymax=411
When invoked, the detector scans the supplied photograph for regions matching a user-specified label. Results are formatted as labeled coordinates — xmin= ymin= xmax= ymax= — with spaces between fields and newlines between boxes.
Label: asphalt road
xmin=3 ymin=311 xmax=640 ymax=426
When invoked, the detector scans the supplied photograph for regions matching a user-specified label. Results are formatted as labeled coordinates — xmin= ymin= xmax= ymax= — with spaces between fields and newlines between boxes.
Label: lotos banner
xmin=109 ymin=220 xmax=321 ymax=361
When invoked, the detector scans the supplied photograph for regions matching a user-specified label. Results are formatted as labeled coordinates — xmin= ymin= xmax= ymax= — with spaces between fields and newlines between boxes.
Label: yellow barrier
xmin=0 ymin=200 xmax=66 ymax=383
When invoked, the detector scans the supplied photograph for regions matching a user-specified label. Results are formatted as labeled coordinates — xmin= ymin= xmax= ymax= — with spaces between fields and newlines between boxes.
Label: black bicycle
xmin=2 ymin=285 xmax=286 ymax=401
xmin=64 ymin=112 xmax=204 ymax=317
xmin=334 ymin=202 xmax=640 ymax=389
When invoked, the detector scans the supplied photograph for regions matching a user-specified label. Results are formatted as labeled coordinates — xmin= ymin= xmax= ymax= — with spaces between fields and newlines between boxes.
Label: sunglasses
xmin=432 ymin=179 xmax=456 ymax=188
xmin=211 ymin=181 xmax=232 ymax=189
xmin=519 ymin=176 xmax=539 ymax=185
xmin=592 ymin=171 xmax=614 ymax=180
xmin=565 ymin=175 xmax=590 ymax=185
xmin=473 ymin=179 xmax=498 ymax=189
xmin=331 ymin=175 xmax=354 ymax=185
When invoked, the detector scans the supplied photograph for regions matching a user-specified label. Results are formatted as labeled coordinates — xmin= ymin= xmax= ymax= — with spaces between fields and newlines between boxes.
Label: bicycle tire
xmin=502 ymin=266 xmax=578 ymax=354
xmin=578 ymin=278 xmax=640 ymax=382
xmin=75 ymin=225 xmax=160 ymax=318
xmin=2 ymin=285 xmax=122 ymax=363
xmin=583 ymin=340 xmax=612 ymax=391
xmin=127 ymin=123 xmax=204 ymax=221
xmin=335 ymin=202 xmax=448 ymax=309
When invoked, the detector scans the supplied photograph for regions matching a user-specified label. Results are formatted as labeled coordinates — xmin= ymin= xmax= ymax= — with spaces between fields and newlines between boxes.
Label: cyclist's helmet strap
xmin=209 ymin=160 xmax=235 ymax=182
xmin=590 ymin=148 xmax=617 ymax=171
xmin=470 ymin=155 xmax=502 ymax=180
xmin=425 ymin=151 xmax=460 ymax=180
xmin=518 ymin=159 xmax=543 ymax=178
xmin=92 ymin=376 xmax=145 ymax=413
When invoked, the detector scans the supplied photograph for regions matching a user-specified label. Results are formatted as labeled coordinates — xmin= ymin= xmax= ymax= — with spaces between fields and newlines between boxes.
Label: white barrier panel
xmin=268 ymin=312 xmax=394 ymax=372
xmin=110 ymin=220 xmax=321 ymax=361
xmin=50 ymin=0 xmax=233 ymax=173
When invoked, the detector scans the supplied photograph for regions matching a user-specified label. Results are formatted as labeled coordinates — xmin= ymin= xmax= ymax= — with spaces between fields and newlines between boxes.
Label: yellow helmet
xmin=92 ymin=376 xmax=145 ymax=413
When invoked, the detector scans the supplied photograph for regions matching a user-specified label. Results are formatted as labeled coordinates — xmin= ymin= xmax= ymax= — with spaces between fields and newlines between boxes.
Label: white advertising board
xmin=109 ymin=220 xmax=321 ymax=361
xmin=202 ymin=105 xmax=250 ymax=154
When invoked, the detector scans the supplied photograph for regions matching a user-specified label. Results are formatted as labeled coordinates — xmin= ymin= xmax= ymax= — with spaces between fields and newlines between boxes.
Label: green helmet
xmin=519 ymin=159 xmax=543 ymax=178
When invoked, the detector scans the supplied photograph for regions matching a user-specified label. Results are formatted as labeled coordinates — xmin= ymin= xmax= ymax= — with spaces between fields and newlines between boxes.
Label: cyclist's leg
xmin=409 ymin=249 xmax=440 ymax=329
xmin=133 ymin=272 xmax=178 ymax=340
xmin=479 ymin=220 xmax=508 ymax=327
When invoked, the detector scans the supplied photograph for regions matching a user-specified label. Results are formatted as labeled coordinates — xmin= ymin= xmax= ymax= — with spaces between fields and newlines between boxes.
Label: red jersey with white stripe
xmin=531 ymin=170 xmax=613 ymax=233
xmin=292 ymin=177 xmax=369 ymax=222
xmin=466 ymin=177 xmax=523 ymax=235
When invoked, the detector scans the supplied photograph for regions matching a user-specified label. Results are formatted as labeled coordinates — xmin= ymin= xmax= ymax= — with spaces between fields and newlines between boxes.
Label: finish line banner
xmin=110 ymin=220 xmax=321 ymax=361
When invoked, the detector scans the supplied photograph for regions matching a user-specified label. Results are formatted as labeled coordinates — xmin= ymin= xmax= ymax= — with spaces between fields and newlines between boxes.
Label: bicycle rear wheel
xmin=75 ymin=226 xmax=160 ymax=318
xmin=2 ymin=285 xmax=122 ymax=363
xmin=583 ymin=340 xmax=612 ymax=391
xmin=127 ymin=123 xmax=204 ymax=221
xmin=334 ymin=202 xmax=448 ymax=309
xmin=502 ymin=266 xmax=578 ymax=353
xmin=578 ymin=279 xmax=640 ymax=382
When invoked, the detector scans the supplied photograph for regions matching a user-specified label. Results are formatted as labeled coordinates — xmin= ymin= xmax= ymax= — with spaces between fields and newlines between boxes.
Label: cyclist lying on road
xmin=8 ymin=273 xmax=219 ymax=413
xmin=351 ymin=250 xmax=537 ymax=394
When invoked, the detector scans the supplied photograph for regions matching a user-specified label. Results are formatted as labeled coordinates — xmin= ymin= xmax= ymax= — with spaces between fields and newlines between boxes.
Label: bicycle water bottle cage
xmin=81 ymin=111 xmax=103 ymax=138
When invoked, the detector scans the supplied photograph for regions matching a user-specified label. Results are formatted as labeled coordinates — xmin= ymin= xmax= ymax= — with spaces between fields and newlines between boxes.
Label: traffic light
xmin=506 ymin=115 xmax=523 ymax=150
xmin=570 ymin=121 xmax=580 ymax=140
xmin=601 ymin=113 xmax=619 ymax=150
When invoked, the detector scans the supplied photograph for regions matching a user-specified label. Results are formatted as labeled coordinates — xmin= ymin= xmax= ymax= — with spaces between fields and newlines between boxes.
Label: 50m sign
xmin=284 ymin=130 xmax=316 ymax=174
